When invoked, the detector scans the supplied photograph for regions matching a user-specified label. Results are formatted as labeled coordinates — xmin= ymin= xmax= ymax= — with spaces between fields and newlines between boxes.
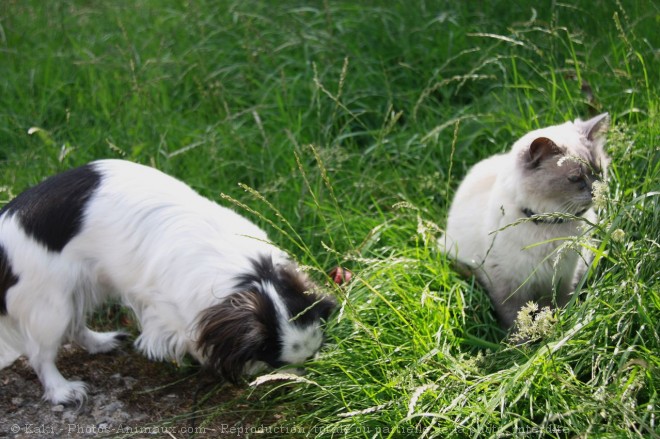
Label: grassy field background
xmin=1 ymin=0 xmax=658 ymax=437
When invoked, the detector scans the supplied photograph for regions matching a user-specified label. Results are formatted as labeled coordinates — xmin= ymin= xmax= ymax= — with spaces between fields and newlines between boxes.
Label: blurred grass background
xmin=1 ymin=0 xmax=658 ymax=437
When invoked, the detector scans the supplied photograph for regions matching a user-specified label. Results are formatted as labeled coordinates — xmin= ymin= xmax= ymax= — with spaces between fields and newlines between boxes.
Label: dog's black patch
xmin=0 ymin=244 xmax=19 ymax=314
xmin=197 ymin=255 xmax=336 ymax=381
xmin=0 ymin=164 xmax=102 ymax=252
xmin=196 ymin=289 xmax=282 ymax=382
xmin=235 ymin=255 xmax=336 ymax=327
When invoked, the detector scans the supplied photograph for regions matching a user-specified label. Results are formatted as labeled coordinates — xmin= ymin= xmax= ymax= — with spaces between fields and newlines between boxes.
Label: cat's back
xmin=448 ymin=152 xmax=511 ymax=225
xmin=442 ymin=153 xmax=510 ymax=262
xmin=451 ymin=153 xmax=508 ymax=202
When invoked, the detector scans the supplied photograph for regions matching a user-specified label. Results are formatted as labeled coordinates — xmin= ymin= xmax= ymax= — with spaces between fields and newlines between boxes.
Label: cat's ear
xmin=576 ymin=112 xmax=610 ymax=142
xmin=527 ymin=137 xmax=561 ymax=168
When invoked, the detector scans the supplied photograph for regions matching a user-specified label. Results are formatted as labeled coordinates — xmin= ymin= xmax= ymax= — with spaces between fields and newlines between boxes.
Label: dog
xmin=0 ymin=159 xmax=336 ymax=405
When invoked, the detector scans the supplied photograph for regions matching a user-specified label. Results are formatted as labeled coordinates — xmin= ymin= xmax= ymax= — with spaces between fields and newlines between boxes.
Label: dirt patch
xmin=0 ymin=343 xmax=271 ymax=438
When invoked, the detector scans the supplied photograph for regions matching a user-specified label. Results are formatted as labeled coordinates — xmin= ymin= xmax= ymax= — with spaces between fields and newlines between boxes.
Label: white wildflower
xmin=592 ymin=180 xmax=608 ymax=210
xmin=611 ymin=228 xmax=626 ymax=243
xmin=511 ymin=301 xmax=557 ymax=342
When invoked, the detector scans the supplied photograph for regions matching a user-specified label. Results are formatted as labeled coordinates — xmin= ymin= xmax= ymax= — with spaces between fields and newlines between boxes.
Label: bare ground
xmin=0 ymin=343 xmax=277 ymax=439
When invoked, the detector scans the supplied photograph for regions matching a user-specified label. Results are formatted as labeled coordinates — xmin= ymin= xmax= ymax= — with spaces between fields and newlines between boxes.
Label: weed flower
xmin=592 ymin=181 xmax=608 ymax=209
xmin=249 ymin=372 xmax=319 ymax=388
xmin=392 ymin=201 xmax=417 ymax=211
xmin=416 ymin=215 xmax=442 ymax=244
xmin=407 ymin=384 xmax=438 ymax=417
xmin=556 ymin=154 xmax=584 ymax=167
xmin=338 ymin=403 xmax=391 ymax=418
xmin=611 ymin=228 xmax=626 ymax=243
xmin=512 ymin=301 xmax=557 ymax=342
xmin=517 ymin=301 xmax=538 ymax=328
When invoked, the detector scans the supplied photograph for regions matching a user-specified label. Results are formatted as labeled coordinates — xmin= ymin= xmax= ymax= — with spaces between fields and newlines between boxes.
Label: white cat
xmin=440 ymin=113 xmax=610 ymax=330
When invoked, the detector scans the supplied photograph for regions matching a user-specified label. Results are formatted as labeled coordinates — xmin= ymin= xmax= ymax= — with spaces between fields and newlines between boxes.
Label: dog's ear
xmin=277 ymin=263 xmax=337 ymax=323
xmin=196 ymin=291 xmax=275 ymax=382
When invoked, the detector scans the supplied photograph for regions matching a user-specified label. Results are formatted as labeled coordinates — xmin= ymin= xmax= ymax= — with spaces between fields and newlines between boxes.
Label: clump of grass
xmin=225 ymin=3 xmax=659 ymax=437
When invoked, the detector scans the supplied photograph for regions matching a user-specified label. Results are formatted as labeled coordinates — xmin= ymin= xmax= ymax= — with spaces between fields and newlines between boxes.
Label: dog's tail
xmin=0 ymin=318 xmax=22 ymax=369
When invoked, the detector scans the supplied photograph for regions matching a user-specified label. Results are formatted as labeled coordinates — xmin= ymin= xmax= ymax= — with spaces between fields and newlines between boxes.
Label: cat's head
xmin=514 ymin=113 xmax=610 ymax=216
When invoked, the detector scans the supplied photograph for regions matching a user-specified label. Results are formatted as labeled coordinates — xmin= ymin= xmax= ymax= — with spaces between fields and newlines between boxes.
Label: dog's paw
xmin=102 ymin=331 xmax=130 ymax=351
xmin=44 ymin=380 xmax=88 ymax=408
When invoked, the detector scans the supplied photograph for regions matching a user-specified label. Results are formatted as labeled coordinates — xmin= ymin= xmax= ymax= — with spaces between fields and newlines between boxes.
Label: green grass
xmin=1 ymin=0 xmax=658 ymax=437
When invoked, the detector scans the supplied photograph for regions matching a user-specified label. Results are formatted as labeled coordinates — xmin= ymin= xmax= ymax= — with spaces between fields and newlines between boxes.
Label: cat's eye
xmin=567 ymin=175 xmax=581 ymax=183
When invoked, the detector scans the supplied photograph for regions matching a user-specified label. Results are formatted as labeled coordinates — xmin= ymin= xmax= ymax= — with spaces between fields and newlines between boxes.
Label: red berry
xmin=329 ymin=266 xmax=352 ymax=285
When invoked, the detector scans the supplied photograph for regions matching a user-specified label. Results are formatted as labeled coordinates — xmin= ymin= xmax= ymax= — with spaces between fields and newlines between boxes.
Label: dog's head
xmin=196 ymin=256 xmax=336 ymax=381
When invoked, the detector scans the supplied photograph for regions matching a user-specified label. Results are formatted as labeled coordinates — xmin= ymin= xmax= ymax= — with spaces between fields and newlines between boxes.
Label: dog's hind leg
xmin=0 ymin=318 xmax=23 ymax=369
xmin=15 ymin=284 xmax=88 ymax=406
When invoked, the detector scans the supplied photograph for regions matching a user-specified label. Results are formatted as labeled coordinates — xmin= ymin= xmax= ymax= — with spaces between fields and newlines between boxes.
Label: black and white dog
xmin=0 ymin=159 xmax=335 ymax=405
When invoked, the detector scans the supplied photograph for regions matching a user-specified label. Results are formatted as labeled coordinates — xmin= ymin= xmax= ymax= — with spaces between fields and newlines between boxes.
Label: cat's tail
xmin=0 ymin=317 xmax=23 ymax=369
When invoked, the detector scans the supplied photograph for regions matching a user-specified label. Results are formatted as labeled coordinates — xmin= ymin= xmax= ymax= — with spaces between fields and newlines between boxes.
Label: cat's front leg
xmin=552 ymin=251 xmax=587 ymax=309
xmin=477 ymin=264 xmax=529 ymax=331
xmin=480 ymin=277 xmax=525 ymax=331
xmin=569 ymin=252 xmax=591 ymax=295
